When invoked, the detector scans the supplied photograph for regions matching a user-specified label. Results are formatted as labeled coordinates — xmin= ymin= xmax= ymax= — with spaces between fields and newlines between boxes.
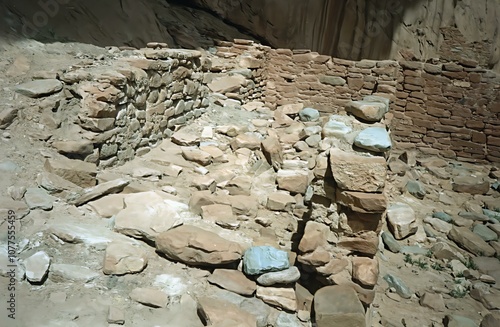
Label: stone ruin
xmin=4 ymin=38 xmax=500 ymax=327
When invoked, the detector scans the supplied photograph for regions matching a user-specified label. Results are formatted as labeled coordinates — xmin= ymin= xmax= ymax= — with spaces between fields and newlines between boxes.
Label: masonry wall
xmin=216 ymin=41 xmax=500 ymax=164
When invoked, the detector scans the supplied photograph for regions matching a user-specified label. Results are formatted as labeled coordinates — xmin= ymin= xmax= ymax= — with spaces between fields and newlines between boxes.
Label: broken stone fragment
xmin=314 ymin=285 xmax=366 ymax=327
xmin=197 ymin=296 xmax=257 ymax=327
xmin=386 ymin=203 xmax=417 ymax=240
xmin=24 ymin=251 xmax=51 ymax=283
xmin=345 ymin=100 xmax=388 ymax=122
xmin=256 ymin=286 xmax=297 ymax=311
xmin=354 ymin=127 xmax=392 ymax=153
xmin=129 ymin=288 xmax=169 ymax=308
xmin=13 ymin=79 xmax=63 ymax=98
xmin=243 ymin=246 xmax=290 ymax=275
xmin=156 ymin=225 xmax=244 ymax=266
xmin=207 ymin=269 xmax=257 ymax=296
xmin=102 ymin=241 xmax=148 ymax=275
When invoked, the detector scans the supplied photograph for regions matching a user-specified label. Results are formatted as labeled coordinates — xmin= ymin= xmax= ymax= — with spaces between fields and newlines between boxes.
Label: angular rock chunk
xmin=197 ymin=297 xmax=257 ymax=327
xmin=243 ymin=246 xmax=290 ymax=275
xmin=156 ymin=225 xmax=244 ymax=266
xmin=386 ymin=203 xmax=417 ymax=240
xmin=256 ymin=266 xmax=301 ymax=286
xmin=49 ymin=264 xmax=99 ymax=282
xmin=44 ymin=157 xmax=97 ymax=188
xmin=336 ymin=190 xmax=387 ymax=213
xmin=103 ymin=241 xmax=148 ymax=275
xmin=329 ymin=149 xmax=386 ymax=192
xmin=345 ymin=100 xmax=388 ymax=122
xmin=256 ymin=286 xmax=297 ymax=311
xmin=24 ymin=251 xmax=51 ymax=283
xmin=452 ymin=176 xmax=490 ymax=195
xmin=354 ymin=127 xmax=392 ymax=153
xmin=71 ymin=178 xmax=129 ymax=206
xmin=129 ymin=288 xmax=169 ymax=308
xmin=314 ymin=285 xmax=366 ymax=327
xmin=261 ymin=136 xmax=283 ymax=171
xmin=276 ymin=169 xmax=309 ymax=194
xmin=24 ymin=187 xmax=55 ymax=210
xmin=448 ymin=226 xmax=495 ymax=257
xmin=208 ymin=269 xmax=256 ymax=296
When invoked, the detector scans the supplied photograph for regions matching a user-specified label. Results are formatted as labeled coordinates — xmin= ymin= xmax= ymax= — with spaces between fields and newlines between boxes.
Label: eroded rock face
xmin=185 ymin=0 xmax=500 ymax=71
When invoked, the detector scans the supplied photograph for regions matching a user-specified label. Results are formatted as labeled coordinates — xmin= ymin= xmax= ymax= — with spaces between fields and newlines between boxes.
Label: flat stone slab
xmin=345 ymin=100 xmax=388 ymax=122
xmin=207 ymin=269 xmax=256 ymax=296
xmin=256 ymin=266 xmax=300 ymax=286
xmin=49 ymin=263 xmax=99 ymax=282
xmin=14 ymin=79 xmax=63 ymax=98
xmin=24 ymin=187 xmax=55 ymax=210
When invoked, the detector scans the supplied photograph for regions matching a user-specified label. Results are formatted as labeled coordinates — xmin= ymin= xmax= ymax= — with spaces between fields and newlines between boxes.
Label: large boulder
xmin=155 ymin=225 xmax=244 ymax=266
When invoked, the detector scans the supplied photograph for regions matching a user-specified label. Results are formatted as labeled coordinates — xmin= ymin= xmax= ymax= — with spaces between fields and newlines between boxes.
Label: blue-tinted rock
xmin=400 ymin=246 xmax=429 ymax=255
xmin=483 ymin=209 xmax=500 ymax=222
xmin=354 ymin=127 xmax=392 ymax=153
xmin=298 ymin=108 xmax=319 ymax=122
xmin=473 ymin=224 xmax=498 ymax=242
xmin=383 ymin=274 xmax=412 ymax=299
xmin=322 ymin=116 xmax=352 ymax=138
xmin=381 ymin=231 xmax=401 ymax=253
xmin=406 ymin=180 xmax=426 ymax=199
xmin=243 ymin=246 xmax=290 ymax=275
xmin=433 ymin=212 xmax=453 ymax=223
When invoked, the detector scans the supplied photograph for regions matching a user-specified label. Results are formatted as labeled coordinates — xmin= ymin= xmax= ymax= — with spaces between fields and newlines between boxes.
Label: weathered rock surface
xmin=103 ymin=241 xmax=148 ymax=275
xmin=156 ymin=225 xmax=244 ymax=266
xmin=386 ymin=203 xmax=418 ymax=240
xmin=197 ymin=296 xmax=257 ymax=327
xmin=346 ymin=101 xmax=388 ymax=122
xmin=256 ymin=286 xmax=297 ymax=311
xmin=314 ymin=285 xmax=366 ymax=327
xmin=448 ymin=226 xmax=496 ymax=257
xmin=49 ymin=264 xmax=99 ymax=283
xmin=44 ymin=157 xmax=97 ymax=188
xmin=243 ymin=246 xmax=290 ymax=275
xmin=208 ymin=269 xmax=257 ymax=296
xmin=256 ymin=266 xmax=300 ymax=286
xmin=329 ymin=148 xmax=387 ymax=192
xmin=13 ymin=79 xmax=63 ymax=98
xmin=24 ymin=251 xmax=51 ymax=283
xmin=129 ymin=288 xmax=169 ymax=308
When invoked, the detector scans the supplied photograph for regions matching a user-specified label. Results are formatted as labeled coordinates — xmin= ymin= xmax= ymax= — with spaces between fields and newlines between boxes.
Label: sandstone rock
xmin=44 ymin=157 xmax=97 ymax=188
xmin=14 ymin=79 xmax=63 ymax=98
xmin=338 ymin=231 xmax=379 ymax=256
xmin=107 ymin=306 xmax=125 ymax=325
xmin=243 ymin=246 xmax=290 ymax=275
xmin=231 ymin=133 xmax=262 ymax=150
xmin=71 ymin=178 xmax=129 ymax=206
xmin=156 ymin=225 xmax=243 ymax=266
xmin=201 ymin=204 xmax=236 ymax=225
xmin=276 ymin=169 xmax=309 ymax=194
xmin=329 ymin=148 xmax=386 ymax=193
xmin=297 ymin=247 xmax=331 ymax=267
xmin=171 ymin=131 xmax=200 ymax=146
xmin=129 ymin=288 xmax=169 ymax=308
xmin=87 ymin=194 xmax=125 ymax=218
xmin=267 ymin=192 xmax=296 ymax=211
xmin=226 ymin=175 xmax=252 ymax=195
xmin=314 ymin=285 xmax=366 ymax=327
xmin=181 ymin=147 xmax=213 ymax=166
xmin=261 ymin=136 xmax=283 ymax=171
xmin=424 ymin=217 xmax=453 ymax=233
xmin=419 ymin=292 xmax=446 ymax=312
xmin=320 ymin=75 xmax=346 ymax=86
xmin=0 ymin=107 xmax=18 ymax=128
xmin=481 ymin=313 xmax=500 ymax=327
xmin=208 ymin=269 xmax=256 ymax=296
xmin=197 ymin=296 xmax=257 ymax=327
xmin=452 ymin=176 xmax=490 ymax=195
xmin=24 ymin=251 xmax=51 ymax=283
xmin=354 ymin=127 xmax=392 ymax=153
xmin=7 ymin=186 xmax=26 ymax=201
xmin=386 ymin=203 xmax=417 ymax=240
xmin=192 ymin=175 xmax=216 ymax=192
xmin=298 ymin=221 xmax=329 ymax=253
xmin=448 ymin=226 xmax=495 ymax=257
xmin=103 ymin=241 xmax=148 ymax=275
xmin=114 ymin=192 xmax=185 ymax=242
xmin=433 ymin=211 xmax=454 ymax=223
xmin=208 ymin=74 xmax=246 ymax=93
xmin=336 ymin=190 xmax=387 ymax=213
xmin=345 ymin=100 xmax=388 ymax=122
xmin=256 ymin=266 xmax=300 ymax=286
xmin=53 ymin=140 xmax=94 ymax=156
xmin=49 ymin=264 xmax=99 ymax=283
xmin=24 ymin=187 xmax=55 ymax=211
xmin=256 ymin=286 xmax=297 ymax=311
xmin=298 ymin=107 xmax=319 ymax=122
xmin=228 ymin=195 xmax=259 ymax=217
xmin=352 ymin=257 xmax=379 ymax=287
